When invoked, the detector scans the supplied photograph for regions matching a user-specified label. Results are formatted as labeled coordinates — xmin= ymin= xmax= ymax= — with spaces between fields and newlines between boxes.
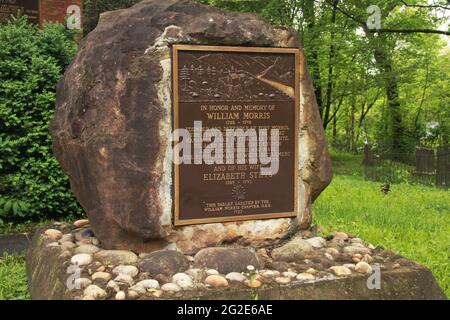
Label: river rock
xmin=329 ymin=266 xmax=352 ymax=276
xmin=194 ymin=247 xmax=262 ymax=274
xmin=225 ymin=272 xmax=247 ymax=283
xmin=71 ymin=253 xmax=92 ymax=266
xmin=271 ymin=238 xmax=314 ymax=262
xmin=44 ymin=229 xmax=62 ymax=241
xmin=305 ymin=237 xmax=326 ymax=248
xmin=51 ymin=0 xmax=332 ymax=254
xmin=75 ymin=244 xmax=100 ymax=254
xmin=95 ymin=250 xmax=138 ymax=265
xmin=343 ymin=246 xmax=371 ymax=256
xmin=112 ymin=265 xmax=139 ymax=278
xmin=139 ymin=250 xmax=190 ymax=277
xmin=205 ymin=275 xmax=229 ymax=287
xmin=83 ymin=285 xmax=107 ymax=299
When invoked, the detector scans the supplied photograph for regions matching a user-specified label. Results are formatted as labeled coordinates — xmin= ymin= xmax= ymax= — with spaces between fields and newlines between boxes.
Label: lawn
xmin=314 ymin=150 xmax=450 ymax=297
xmin=0 ymin=253 xmax=29 ymax=300
xmin=0 ymin=150 xmax=448 ymax=299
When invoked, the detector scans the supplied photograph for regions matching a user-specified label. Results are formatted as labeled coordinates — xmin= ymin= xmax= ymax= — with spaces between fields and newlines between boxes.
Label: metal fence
xmin=363 ymin=145 xmax=450 ymax=188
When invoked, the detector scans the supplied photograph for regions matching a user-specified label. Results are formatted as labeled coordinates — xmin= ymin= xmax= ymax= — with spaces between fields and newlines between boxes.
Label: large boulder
xmin=51 ymin=0 xmax=332 ymax=253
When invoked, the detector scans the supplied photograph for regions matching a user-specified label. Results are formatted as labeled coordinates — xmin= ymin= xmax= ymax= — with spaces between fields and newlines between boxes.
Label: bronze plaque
xmin=172 ymin=45 xmax=299 ymax=226
xmin=0 ymin=0 xmax=39 ymax=25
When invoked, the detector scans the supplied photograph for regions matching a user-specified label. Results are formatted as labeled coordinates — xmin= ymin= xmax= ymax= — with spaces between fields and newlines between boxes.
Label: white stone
xmin=324 ymin=253 xmax=334 ymax=260
xmin=112 ymin=265 xmax=139 ymax=278
xmin=206 ymin=269 xmax=219 ymax=275
xmin=296 ymin=273 xmax=315 ymax=281
xmin=107 ymin=280 xmax=120 ymax=292
xmin=343 ymin=263 xmax=356 ymax=270
xmin=161 ymin=283 xmax=181 ymax=292
xmin=134 ymin=279 xmax=160 ymax=290
xmin=172 ymin=273 xmax=194 ymax=290
xmin=83 ymin=285 xmax=107 ymax=299
xmin=246 ymin=265 xmax=255 ymax=271
xmin=71 ymin=253 xmax=92 ymax=266
xmin=115 ymin=291 xmax=126 ymax=300
xmin=225 ymin=272 xmax=247 ymax=283
xmin=115 ymin=274 xmax=134 ymax=286
xmin=305 ymin=236 xmax=327 ymax=248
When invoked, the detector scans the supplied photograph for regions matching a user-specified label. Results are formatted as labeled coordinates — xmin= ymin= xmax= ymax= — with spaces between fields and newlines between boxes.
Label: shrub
xmin=0 ymin=16 xmax=82 ymax=223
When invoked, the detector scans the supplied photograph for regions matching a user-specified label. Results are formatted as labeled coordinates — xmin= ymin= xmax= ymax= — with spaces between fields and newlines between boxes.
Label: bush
xmin=0 ymin=16 xmax=82 ymax=223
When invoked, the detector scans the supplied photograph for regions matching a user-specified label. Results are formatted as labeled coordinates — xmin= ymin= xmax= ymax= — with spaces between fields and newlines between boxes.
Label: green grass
xmin=314 ymin=151 xmax=450 ymax=297
xmin=0 ymin=253 xmax=30 ymax=300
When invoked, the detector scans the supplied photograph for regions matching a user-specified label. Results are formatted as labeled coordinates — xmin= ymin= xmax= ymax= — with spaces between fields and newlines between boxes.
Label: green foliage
xmin=200 ymin=0 xmax=450 ymax=152
xmin=314 ymin=156 xmax=450 ymax=298
xmin=83 ymin=0 xmax=141 ymax=34
xmin=0 ymin=253 xmax=29 ymax=300
xmin=0 ymin=16 xmax=82 ymax=223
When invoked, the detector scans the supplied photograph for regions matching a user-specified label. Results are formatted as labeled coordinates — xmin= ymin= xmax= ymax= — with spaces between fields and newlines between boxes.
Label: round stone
xmin=172 ymin=273 xmax=194 ymax=290
xmin=127 ymin=290 xmax=139 ymax=299
xmin=206 ymin=269 xmax=219 ymax=276
xmin=73 ymin=219 xmax=90 ymax=228
xmin=343 ymin=246 xmax=371 ymax=256
xmin=205 ymin=275 xmax=228 ymax=287
xmin=44 ymin=229 xmax=62 ymax=241
xmin=112 ymin=265 xmax=139 ymax=278
xmin=327 ymin=247 xmax=340 ymax=257
xmin=274 ymin=276 xmax=291 ymax=284
xmin=194 ymin=247 xmax=262 ymax=274
xmin=115 ymin=291 xmax=126 ymax=300
xmin=134 ymin=279 xmax=160 ymax=290
xmin=355 ymin=261 xmax=372 ymax=274
xmin=225 ymin=272 xmax=246 ymax=283
xmin=91 ymin=272 xmax=112 ymax=281
xmin=107 ymin=280 xmax=120 ymax=292
xmin=114 ymin=274 xmax=134 ymax=286
xmin=246 ymin=265 xmax=255 ymax=271
xmin=71 ymin=253 xmax=93 ymax=266
xmin=75 ymin=244 xmax=100 ymax=254
xmin=329 ymin=266 xmax=352 ymax=276
xmin=161 ymin=283 xmax=181 ymax=292
xmin=139 ymin=250 xmax=189 ymax=277
xmin=333 ymin=232 xmax=348 ymax=241
xmin=83 ymin=285 xmax=107 ymax=299
xmin=296 ymin=273 xmax=315 ymax=281
xmin=363 ymin=254 xmax=374 ymax=263
xmin=271 ymin=238 xmax=314 ymax=262
xmin=245 ymin=278 xmax=262 ymax=288
xmin=324 ymin=253 xmax=334 ymax=260
xmin=95 ymin=250 xmax=138 ymax=265
xmin=305 ymin=236 xmax=326 ymax=248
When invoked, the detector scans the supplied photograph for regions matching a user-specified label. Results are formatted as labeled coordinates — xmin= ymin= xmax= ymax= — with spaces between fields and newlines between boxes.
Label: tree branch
xmin=400 ymin=0 xmax=450 ymax=11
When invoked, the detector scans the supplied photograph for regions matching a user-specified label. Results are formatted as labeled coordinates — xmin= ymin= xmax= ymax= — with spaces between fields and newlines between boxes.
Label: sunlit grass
xmin=0 ymin=253 xmax=29 ymax=300
xmin=314 ymin=151 xmax=450 ymax=297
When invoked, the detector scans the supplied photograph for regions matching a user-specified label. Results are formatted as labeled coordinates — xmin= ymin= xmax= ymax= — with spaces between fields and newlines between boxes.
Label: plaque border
xmin=172 ymin=44 xmax=299 ymax=226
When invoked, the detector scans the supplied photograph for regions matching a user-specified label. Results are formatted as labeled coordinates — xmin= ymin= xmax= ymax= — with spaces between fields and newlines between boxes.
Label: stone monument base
xmin=26 ymin=221 xmax=445 ymax=300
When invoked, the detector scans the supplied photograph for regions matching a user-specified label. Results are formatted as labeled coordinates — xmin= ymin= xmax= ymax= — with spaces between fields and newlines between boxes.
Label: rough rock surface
xmin=194 ymin=247 xmax=262 ymax=274
xmin=139 ymin=250 xmax=190 ymax=277
xmin=51 ymin=0 xmax=332 ymax=253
